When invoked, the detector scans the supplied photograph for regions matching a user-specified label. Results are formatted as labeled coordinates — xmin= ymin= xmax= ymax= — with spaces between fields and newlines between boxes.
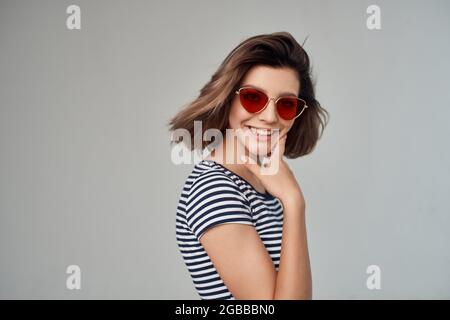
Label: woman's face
xmin=228 ymin=65 xmax=300 ymax=158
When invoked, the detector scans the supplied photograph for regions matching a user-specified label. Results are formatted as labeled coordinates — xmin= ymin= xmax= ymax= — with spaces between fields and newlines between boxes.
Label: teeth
xmin=248 ymin=126 xmax=272 ymax=136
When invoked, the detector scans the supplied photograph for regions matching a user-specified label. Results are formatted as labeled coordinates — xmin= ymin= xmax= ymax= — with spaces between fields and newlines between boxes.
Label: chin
xmin=238 ymin=138 xmax=272 ymax=159
xmin=249 ymin=144 xmax=271 ymax=157
xmin=230 ymin=124 xmax=277 ymax=161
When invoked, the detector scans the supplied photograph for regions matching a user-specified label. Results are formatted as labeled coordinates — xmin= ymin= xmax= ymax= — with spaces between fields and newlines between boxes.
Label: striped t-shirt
xmin=175 ymin=159 xmax=284 ymax=300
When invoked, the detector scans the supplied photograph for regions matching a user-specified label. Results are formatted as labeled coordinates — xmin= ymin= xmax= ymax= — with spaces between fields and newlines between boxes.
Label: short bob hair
xmin=168 ymin=31 xmax=329 ymax=158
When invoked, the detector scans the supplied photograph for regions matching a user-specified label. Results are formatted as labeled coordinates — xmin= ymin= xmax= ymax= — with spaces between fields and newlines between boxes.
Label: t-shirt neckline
xmin=201 ymin=159 xmax=275 ymax=199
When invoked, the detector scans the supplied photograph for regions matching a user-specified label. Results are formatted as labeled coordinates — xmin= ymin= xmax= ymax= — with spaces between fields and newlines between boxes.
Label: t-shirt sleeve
xmin=185 ymin=170 xmax=253 ymax=241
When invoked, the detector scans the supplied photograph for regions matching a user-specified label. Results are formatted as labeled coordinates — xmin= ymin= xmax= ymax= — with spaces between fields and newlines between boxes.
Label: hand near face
xmin=242 ymin=133 xmax=305 ymax=209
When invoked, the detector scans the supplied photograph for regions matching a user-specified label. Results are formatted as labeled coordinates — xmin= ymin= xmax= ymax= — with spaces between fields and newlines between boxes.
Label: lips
xmin=250 ymin=127 xmax=271 ymax=136
xmin=244 ymin=126 xmax=276 ymax=142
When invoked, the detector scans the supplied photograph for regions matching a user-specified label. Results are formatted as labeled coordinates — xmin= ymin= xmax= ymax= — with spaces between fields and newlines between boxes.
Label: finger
xmin=278 ymin=135 xmax=287 ymax=157
xmin=270 ymin=134 xmax=287 ymax=160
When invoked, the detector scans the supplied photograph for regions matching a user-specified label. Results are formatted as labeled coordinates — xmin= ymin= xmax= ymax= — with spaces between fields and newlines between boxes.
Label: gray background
xmin=1 ymin=0 xmax=449 ymax=299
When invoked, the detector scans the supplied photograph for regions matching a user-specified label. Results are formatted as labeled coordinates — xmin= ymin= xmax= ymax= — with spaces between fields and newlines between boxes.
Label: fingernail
xmin=240 ymin=155 xmax=247 ymax=163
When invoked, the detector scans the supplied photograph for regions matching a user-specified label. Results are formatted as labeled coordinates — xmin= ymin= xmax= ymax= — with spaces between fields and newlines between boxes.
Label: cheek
xmin=282 ymin=121 xmax=294 ymax=134
xmin=228 ymin=101 xmax=251 ymax=128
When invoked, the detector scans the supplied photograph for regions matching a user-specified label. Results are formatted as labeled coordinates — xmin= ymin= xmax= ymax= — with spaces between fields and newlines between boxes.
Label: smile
xmin=245 ymin=126 xmax=277 ymax=136
xmin=244 ymin=126 xmax=279 ymax=142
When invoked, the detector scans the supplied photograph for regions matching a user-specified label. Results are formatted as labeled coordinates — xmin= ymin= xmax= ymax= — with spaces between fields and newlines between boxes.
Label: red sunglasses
xmin=235 ymin=86 xmax=308 ymax=120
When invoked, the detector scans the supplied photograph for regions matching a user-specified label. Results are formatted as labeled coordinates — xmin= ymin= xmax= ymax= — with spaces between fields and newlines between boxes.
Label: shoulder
xmin=187 ymin=161 xmax=238 ymax=195
xmin=185 ymin=161 xmax=250 ymax=210
xmin=184 ymin=161 xmax=253 ymax=240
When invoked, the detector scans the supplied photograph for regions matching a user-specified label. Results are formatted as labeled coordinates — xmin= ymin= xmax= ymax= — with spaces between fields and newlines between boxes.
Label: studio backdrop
xmin=0 ymin=0 xmax=449 ymax=299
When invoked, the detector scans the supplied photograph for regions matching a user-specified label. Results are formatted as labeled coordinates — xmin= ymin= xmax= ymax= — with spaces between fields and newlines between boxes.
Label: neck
xmin=206 ymin=136 xmax=262 ymax=167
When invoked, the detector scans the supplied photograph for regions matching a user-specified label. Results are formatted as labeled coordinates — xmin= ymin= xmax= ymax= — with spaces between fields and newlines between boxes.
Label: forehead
xmin=240 ymin=65 xmax=300 ymax=96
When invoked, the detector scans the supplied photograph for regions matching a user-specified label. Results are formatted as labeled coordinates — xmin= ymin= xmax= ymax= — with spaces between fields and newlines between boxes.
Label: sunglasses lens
xmin=239 ymin=88 xmax=268 ymax=113
xmin=277 ymin=97 xmax=303 ymax=120
xmin=239 ymin=87 xmax=306 ymax=120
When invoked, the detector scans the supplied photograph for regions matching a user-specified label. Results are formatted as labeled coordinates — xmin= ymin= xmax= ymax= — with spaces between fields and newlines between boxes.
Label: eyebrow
xmin=240 ymin=84 xmax=298 ymax=97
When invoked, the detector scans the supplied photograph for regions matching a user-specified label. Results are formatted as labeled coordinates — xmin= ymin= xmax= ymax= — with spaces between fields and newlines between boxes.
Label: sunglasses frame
xmin=235 ymin=86 xmax=308 ymax=120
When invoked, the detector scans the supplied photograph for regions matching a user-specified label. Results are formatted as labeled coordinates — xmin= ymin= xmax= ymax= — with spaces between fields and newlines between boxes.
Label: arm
xmin=199 ymin=196 xmax=311 ymax=300
xmin=199 ymin=223 xmax=277 ymax=299
xmin=274 ymin=197 xmax=311 ymax=299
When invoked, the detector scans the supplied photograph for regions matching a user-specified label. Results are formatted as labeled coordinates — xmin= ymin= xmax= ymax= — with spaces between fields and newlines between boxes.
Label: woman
xmin=169 ymin=32 xmax=329 ymax=300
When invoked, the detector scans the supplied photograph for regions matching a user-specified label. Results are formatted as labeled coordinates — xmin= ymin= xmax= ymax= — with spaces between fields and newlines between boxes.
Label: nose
xmin=258 ymin=98 xmax=278 ymax=123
